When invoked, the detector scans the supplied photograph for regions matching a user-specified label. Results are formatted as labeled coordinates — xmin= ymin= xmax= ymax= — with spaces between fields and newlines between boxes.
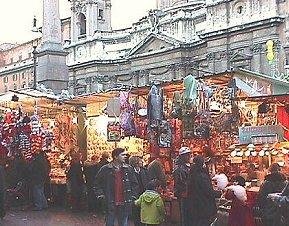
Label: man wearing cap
xmin=173 ymin=147 xmax=191 ymax=226
xmin=95 ymin=148 xmax=138 ymax=226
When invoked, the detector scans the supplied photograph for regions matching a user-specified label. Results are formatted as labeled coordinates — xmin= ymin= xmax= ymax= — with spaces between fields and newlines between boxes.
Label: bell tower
xmin=70 ymin=0 xmax=112 ymax=43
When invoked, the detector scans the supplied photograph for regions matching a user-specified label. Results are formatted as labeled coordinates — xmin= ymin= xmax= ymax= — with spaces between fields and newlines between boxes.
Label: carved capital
xmin=206 ymin=52 xmax=215 ymax=60
xmin=140 ymin=69 xmax=150 ymax=76
xmin=251 ymin=43 xmax=262 ymax=53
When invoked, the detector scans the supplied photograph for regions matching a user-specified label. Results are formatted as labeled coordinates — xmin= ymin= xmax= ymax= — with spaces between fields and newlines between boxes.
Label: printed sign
xmin=239 ymin=125 xmax=284 ymax=144
xmin=107 ymin=122 xmax=121 ymax=141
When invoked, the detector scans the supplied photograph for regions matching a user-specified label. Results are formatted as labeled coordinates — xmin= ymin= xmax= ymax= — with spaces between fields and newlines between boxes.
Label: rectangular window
xmin=19 ymin=55 xmax=22 ymax=62
xmin=10 ymin=58 xmax=13 ymax=64
xmin=3 ymin=76 xmax=8 ymax=83
xmin=22 ymin=72 xmax=25 ymax=79
xmin=13 ymin=74 xmax=18 ymax=81
xmin=98 ymin=9 xmax=104 ymax=20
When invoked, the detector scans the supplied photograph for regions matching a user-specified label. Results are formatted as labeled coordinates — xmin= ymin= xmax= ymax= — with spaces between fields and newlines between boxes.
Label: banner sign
xmin=239 ymin=125 xmax=284 ymax=144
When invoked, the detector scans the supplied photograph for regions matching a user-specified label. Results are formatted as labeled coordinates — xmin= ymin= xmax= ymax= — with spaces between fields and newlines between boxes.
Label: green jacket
xmin=135 ymin=190 xmax=165 ymax=225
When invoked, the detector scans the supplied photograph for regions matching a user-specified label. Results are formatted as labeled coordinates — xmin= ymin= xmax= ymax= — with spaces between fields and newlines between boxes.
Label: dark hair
xmin=269 ymin=163 xmax=280 ymax=173
xmin=193 ymin=155 xmax=204 ymax=167
xmin=233 ymin=176 xmax=246 ymax=187
xmin=112 ymin=148 xmax=125 ymax=159
xmin=147 ymin=179 xmax=161 ymax=190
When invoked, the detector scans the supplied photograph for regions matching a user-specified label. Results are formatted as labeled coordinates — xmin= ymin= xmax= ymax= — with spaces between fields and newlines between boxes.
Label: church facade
xmin=1 ymin=0 xmax=289 ymax=95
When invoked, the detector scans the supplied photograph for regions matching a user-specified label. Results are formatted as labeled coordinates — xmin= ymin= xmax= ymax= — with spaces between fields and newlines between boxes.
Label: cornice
xmin=0 ymin=63 xmax=33 ymax=76
xmin=201 ymin=17 xmax=285 ymax=39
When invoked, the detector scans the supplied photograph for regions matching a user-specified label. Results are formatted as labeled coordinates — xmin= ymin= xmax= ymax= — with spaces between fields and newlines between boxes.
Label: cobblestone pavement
xmin=0 ymin=208 xmax=135 ymax=226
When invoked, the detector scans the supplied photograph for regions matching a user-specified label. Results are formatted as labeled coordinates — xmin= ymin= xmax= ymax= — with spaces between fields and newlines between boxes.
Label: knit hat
xmin=179 ymin=147 xmax=191 ymax=156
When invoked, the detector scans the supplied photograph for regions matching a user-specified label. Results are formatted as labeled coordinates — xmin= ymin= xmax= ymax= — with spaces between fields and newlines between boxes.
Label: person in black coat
xmin=187 ymin=155 xmax=220 ymax=226
xmin=270 ymin=182 xmax=289 ymax=226
xmin=67 ymin=153 xmax=85 ymax=211
xmin=173 ymin=147 xmax=191 ymax=226
xmin=96 ymin=151 xmax=110 ymax=172
xmin=0 ymin=165 xmax=5 ymax=218
xmin=257 ymin=163 xmax=287 ymax=226
xmin=95 ymin=148 xmax=139 ymax=226
xmin=129 ymin=156 xmax=149 ymax=226
xmin=30 ymin=152 xmax=50 ymax=211
xmin=84 ymin=155 xmax=98 ymax=211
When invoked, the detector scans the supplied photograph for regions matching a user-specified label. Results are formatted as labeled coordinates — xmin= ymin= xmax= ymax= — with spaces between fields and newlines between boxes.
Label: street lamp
xmin=31 ymin=16 xmax=41 ymax=90
xmin=32 ymin=39 xmax=38 ymax=89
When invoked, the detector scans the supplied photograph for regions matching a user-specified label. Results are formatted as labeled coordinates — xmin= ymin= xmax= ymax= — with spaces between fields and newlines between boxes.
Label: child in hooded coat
xmin=225 ymin=176 xmax=255 ymax=226
xmin=135 ymin=180 xmax=165 ymax=226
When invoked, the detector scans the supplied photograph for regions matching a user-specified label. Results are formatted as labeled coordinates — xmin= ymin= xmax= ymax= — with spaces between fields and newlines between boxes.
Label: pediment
xmin=129 ymin=33 xmax=182 ymax=56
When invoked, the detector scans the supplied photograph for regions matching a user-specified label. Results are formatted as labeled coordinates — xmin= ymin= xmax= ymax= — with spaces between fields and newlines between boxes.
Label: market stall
xmin=0 ymin=88 xmax=84 ymax=206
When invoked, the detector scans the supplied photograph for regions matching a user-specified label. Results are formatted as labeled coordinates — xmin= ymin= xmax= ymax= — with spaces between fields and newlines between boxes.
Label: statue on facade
xmin=148 ymin=10 xmax=160 ymax=33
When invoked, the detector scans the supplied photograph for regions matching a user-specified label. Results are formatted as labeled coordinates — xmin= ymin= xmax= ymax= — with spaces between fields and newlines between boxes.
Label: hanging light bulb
xmin=251 ymin=151 xmax=257 ymax=157
xmin=231 ymin=150 xmax=237 ymax=157
xmin=282 ymin=148 xmax=289 ymax=155
xmin=247 ymin=144 xmax=255 ymax=151
xmin=265 ymin=150 xmax=270 ymax=156
xmin=271 ymin=149 xmax=278 ymax=156
xmin=236 ymin=149 xmax=243 ymax=157
xmin=259 ymin=150 xmax=265 ymax=157
xmin=245 ymin=150 xmax=251 ymax=157
xmin=263 ymin=144 xmax=269 ymax=150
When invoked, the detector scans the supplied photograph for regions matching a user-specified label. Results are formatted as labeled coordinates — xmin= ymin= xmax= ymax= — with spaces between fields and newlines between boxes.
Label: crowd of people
xmin=0 ymin=146 xmax=288 ymax=226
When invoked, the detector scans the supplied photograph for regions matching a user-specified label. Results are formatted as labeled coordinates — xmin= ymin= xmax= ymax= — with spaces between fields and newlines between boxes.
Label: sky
xmin=0 ymin=0 xmax=156 ymax=44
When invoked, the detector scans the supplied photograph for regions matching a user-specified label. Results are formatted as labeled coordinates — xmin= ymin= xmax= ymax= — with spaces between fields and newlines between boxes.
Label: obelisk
xmin=36 ymin=0 xmax=69 ymax=93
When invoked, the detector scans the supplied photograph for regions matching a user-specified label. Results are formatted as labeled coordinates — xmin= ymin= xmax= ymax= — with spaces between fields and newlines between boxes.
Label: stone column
xmin=36 ymin=0 xmax=69 ymax=93
xmin=70 ymin=3 xmax=78 ymax=43
xmin=86 ymin=1 xmax=94 ymax=37
xmin=105 ymin=0 xmax=112 ymax=30
xmin=41 ymin=0 xmax=63 ymax=51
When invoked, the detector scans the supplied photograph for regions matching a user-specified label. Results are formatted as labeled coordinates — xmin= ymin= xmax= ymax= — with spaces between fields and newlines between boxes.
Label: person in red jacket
xmin=225 ymin=176 xmax=255 ymax=226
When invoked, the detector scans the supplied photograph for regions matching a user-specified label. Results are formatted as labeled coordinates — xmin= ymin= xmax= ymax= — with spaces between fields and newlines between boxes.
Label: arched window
xmin=13 ymin=83 xmax=17 ymax=90
xmin=79 ymin=13 xmax=86 ymax=35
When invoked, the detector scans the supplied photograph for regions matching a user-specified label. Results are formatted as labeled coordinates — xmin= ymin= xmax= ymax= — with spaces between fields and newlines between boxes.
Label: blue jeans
xmin=32 ymin=184 xmax=48 ymax=210
xmin=106 ymin=205 xmax=128 ymax=226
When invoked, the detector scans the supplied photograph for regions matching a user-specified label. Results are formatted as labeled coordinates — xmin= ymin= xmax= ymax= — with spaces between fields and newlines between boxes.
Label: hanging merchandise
xmin=147 ymin=85 xmax=163 ymax=129
xmin=18 ymin=116 xmax=31 ymax=159
xmin=170 ymin=119 xmax=182 ymax=150
xmin=183 ymin=74 xmax=198 ymax=108
xmin=29 ymin=112 xmax=43 ymax=159
xmin=54 ymin=109 xmax=77 ymax=152
xmin=134 ymin=97 xmax=148 ymax=139
xmin=2 ymin=109 xmax=17 ymax=157
xmin=182 ymin=109 xmax=197 ymax=139
xmin=42 ymin=129 xmax=54 ymax=151
xmin=171 ymin=91 xmax=182 ymax=119
xmin=0 ymin=117 xmax=8 ymax=157
xmin=158 ymin=120 xmax=172 ymax=148
xmin=182 ymin=75 xmax=199 ymax=138
xmin=119 ymin=91 xmax=136 ymax=137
